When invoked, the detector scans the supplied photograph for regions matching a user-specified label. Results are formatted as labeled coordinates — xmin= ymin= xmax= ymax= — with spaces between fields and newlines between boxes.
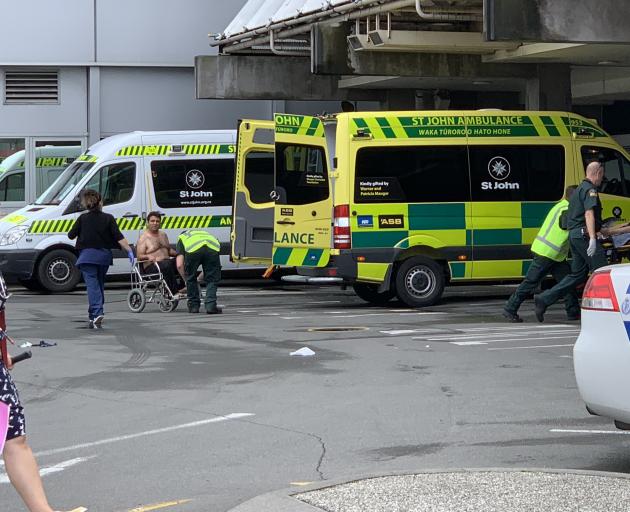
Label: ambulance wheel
xmin=158 ymin=298 xmax=178 ymax=313
xmin=127 ymin=289 xmax=146 ymax=313
xmin=395 ymin=256 xmax=444 ymax=308
xmin=37 ymin=249 xmax=81 ymax=293
xmin=352 ymin=283 xmax=395 ymax=306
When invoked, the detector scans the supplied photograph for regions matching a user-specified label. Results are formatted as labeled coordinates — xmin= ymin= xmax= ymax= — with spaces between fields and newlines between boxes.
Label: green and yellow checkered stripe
xmin=115 ymin=144 xmax=235 ymax=157
xmin=77 ymin=154 xmax=98 ymax=162
xmin=350 ymin=114 xmax=592 ymax=139
xmin=28 ymin=215 xmax=232 ymax=234
xmin=272 ymin=247 xmax=329 ymax=267
xmin=349 ymin=201 xmax=554 ymax=279
xmin=274 ymin=114 xmax=324 ymax=137
xmin=35 ymin=157 xmax=73 ymax=167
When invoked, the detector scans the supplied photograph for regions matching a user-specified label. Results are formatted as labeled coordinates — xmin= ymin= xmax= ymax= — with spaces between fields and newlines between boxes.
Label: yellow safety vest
xmin=530 ymin=199 xmax=569 ymax=262
xmin=178 ymin=230 xmax=220 ymax=254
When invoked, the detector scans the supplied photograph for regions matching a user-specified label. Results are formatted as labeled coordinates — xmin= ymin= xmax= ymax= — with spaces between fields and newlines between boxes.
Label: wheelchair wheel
xmin=127 ymin=289 xmax=146 ymax=313
xmin=158 ymin=298 xmax=178 ymax=313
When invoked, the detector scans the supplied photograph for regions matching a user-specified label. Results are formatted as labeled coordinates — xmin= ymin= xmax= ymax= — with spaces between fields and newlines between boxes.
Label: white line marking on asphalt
xmin=487 ymin=342 xmax=574 ymax=350
xmin=381 ymin=329 xmax=422 ymax=335
xmin=0 ymin=413 xmax=255 ymax=465
xmin=451 ymin=341 xmax=488 ymax=346
xmin=551 ymin=429 xmax=630 ymax=435
xmin=464 ymin=324 xmax=576 ymax=331
xmin=420 ymin=330 xmax=579 ymax=342
xmin=558 ymin=355 xmax=572 ymax=358
xmin=0 ymin=456 xmax=96 ymax=484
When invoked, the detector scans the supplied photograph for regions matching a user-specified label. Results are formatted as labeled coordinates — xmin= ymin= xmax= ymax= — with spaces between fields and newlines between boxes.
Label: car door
xmin=231 ymin=119 xmax=275 ymax=264
xmin=272 ymin=114 xmax=332 ymax=268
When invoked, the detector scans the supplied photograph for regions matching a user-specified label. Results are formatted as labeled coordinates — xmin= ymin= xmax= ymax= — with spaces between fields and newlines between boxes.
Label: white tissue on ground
xmin=290 ymin=347 xmax=315 ymax=357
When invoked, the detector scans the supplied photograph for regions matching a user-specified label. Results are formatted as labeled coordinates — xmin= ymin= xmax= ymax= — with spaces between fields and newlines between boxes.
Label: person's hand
xmin=127 ymin=249 xmax=135 ymax=265
xmin=587 ymin=237 xmax=597 ymax=257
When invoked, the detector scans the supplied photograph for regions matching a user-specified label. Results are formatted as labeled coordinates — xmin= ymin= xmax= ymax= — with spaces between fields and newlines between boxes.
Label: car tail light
xmin=333 ymin=204 xmax=351 ymax=249
xmin=581 ymin=270 xmax=619 ymax=312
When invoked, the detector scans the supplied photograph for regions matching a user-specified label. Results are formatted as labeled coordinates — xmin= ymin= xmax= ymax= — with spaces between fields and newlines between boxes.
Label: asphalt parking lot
xmin=1 ymin=280 xmax=629 ymax=512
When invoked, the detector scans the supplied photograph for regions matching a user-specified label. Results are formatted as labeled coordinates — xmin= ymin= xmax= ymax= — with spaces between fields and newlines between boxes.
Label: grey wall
xmin=0 ymin=0 xmax=246 ymax=64
xmin=0 ymin=68 xmax=87 ymax=137
xmin=99 ymin=67 xmax=271 ymax=136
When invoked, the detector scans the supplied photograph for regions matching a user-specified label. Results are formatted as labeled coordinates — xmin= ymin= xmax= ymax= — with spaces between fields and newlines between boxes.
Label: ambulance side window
xmin=244 ymin=151 xmax=274 ymax=204
xmin=0 ymin=173 xmax=25 ymax=201
xmin=84 ymin=162 xmax=136 ymax=206
xmin=275 ymin=144 xmax=328 ymax=205
xmin=67 ymin=162 xmax=136 ymax=213
xmin=354 ymin=146 xmax=469 ymax=203
xmin=581 ymin=146 xmax=630 ymax=198
xmin=151 ymin=159 xmax=234 ymax=208
xmin=469 ymin=145 xmax=564 ymax=202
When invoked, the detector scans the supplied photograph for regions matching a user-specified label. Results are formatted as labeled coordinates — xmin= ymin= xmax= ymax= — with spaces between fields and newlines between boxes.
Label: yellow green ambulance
xmin=234 ymin=110 xmax=630 ymax=307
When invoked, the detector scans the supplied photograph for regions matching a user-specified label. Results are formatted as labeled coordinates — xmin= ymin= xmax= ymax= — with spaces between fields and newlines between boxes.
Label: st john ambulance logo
xmin=488 ymin=157 xmax=511 ymax=181
xmin=186 ymin=169 xmax=205 ymax=189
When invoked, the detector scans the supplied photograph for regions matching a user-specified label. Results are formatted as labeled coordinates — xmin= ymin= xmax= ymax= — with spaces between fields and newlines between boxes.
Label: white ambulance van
xmin=0 ymin=130 xmax=239 ymax=292
xmin=0 ymin=146 xmax=83 ymax=214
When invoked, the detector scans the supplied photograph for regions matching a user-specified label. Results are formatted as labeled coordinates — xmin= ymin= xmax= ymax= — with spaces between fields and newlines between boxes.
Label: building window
xmin=4 ymin=70 xmax=59 ymax=105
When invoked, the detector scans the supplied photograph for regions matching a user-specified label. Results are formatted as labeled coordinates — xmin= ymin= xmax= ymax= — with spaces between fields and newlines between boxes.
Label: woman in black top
xmin=68 ymin=189 xmax=134 ymax=329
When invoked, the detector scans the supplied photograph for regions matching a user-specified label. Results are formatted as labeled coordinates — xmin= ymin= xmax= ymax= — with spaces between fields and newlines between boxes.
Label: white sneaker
xmin=93 ymin=315 xmax=104 ymax=329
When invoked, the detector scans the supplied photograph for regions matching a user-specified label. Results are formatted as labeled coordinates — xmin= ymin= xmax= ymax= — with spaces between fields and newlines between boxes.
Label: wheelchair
xmin=127 ymin=260 xmax=180 ymax=313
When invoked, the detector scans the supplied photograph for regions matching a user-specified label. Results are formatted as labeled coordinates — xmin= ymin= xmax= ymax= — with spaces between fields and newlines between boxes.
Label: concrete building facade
xmin=0 ymin=0 xmax=272 ymax=206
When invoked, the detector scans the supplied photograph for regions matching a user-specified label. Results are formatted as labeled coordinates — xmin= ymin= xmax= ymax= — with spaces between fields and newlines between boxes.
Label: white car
xmin=574 ymin=264 xmax=630 ymax=430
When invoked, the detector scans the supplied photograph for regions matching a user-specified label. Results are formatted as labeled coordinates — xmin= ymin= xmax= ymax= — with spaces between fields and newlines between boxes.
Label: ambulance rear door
xmin=231 ymin=120 xmax=275 ymax=264
xmin=272 ymin=114 xmax=332 ymax=268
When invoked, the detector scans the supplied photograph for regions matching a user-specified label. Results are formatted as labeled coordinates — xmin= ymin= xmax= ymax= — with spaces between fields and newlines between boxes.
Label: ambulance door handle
xmin=276 ymin=220 xmax=295 ymax=225
xmin=122 ymin=213 xmax=138 ymax=218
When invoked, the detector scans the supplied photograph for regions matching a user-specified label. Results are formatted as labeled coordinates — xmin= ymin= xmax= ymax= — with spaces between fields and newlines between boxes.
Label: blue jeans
xmin=80 ymin=264 xmax=108 ymax=320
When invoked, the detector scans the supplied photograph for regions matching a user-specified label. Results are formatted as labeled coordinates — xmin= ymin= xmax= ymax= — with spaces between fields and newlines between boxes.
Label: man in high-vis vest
xmin=176 ymin=229 xmax=222 ymax=314
xmin=502 ymin=185 xmax=579 ymax=323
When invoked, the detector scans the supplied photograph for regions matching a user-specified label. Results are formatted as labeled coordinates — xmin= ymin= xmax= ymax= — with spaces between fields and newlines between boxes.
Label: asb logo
xmin=186 ymin=169 xmax=205 ymax=189
xmin=488 ymin=156 xmax=511 ymax=181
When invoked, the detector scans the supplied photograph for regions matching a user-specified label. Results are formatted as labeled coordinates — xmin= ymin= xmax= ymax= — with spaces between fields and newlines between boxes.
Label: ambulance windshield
xmin=35 ymin=161 xmax=95 ymax=205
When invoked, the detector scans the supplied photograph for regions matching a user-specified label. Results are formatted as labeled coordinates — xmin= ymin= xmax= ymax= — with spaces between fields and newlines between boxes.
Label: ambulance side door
xmin=272 ymin=114 xmax=332 ymax=268
xmin=231 ymin=120 xmax=275 ymax=264
xmin=145 ymin=149 xmax=235 ymax=267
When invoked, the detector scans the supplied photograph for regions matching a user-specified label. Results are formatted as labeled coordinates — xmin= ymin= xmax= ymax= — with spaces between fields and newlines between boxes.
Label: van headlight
xmin=0 ymin=225 xmax=29 ymax=246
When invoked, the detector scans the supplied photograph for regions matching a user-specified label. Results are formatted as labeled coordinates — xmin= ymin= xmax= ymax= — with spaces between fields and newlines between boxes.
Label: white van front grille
xmin=4 ymin=70 xmax=59 ymax=104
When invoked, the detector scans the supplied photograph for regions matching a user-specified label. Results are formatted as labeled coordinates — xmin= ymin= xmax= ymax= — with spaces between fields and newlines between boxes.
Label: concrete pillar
xmin=382 ymin=89 xmax=416 ymax=110
xmin=526 ymin=64 xmax=572 ymax=111
xmin=87 ymin=66 xmax=101 ymax=145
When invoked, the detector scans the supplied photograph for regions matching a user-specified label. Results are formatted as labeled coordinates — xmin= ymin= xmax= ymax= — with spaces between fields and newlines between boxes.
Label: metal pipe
xmin=214 ymin=0 xmax=380 ymax=45
xmin=269 ymin=29 xmax=310 ymax=56
xmin=219 ymin=0 xmax=416 ymax=53
xmin=415 ymin=0 xmax=482 ymax=22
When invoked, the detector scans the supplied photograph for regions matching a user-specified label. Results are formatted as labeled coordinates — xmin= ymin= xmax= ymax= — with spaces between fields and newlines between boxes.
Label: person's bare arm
xmin=585 ymin=209 xmax=597 ymax=239
xmin=161 ymin=232 xmax=177 ymax=257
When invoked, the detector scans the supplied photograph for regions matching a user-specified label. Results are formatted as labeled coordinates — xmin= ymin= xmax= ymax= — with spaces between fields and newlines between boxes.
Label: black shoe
xmin=188 ymin=308 xmax=199 ymax=314
xmin=502 ymin=310 xmax=523 ymax=323
xmin=534 ymin=295 xmax=546 ymax=323
xmin=206 ymin=307 xmax=222 ymax=315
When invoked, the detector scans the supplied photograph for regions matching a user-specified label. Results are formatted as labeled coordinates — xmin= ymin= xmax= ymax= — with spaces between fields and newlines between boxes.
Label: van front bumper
xmin=0 ymin=250 xmax=39 ymax=279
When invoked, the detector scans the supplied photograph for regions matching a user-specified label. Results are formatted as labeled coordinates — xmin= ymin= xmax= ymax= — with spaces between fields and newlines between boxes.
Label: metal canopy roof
xmin=220 ymin=0 xmax=359 ymax=40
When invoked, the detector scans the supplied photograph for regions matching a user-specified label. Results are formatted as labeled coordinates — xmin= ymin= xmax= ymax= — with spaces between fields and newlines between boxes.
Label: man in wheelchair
xmin=136 ymin=211 xmax=184 ymax=296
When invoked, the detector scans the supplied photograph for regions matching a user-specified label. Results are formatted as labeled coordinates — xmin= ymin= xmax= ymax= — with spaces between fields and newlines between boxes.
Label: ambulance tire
xmin=395 ymin=256 xmax=444 ymax=308
xmin=37 ymin=249 xmax=81 ymax=293
xmin=352 ymin=283 xmax=395 ymax=306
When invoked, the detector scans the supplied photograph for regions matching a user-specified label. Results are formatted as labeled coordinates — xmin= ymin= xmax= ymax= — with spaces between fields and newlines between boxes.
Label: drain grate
xmin=307 ymin=327 xmax=369 ymax=332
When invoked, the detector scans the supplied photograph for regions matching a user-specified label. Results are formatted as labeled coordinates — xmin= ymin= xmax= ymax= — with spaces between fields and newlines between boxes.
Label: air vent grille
xmin=4 ymin=71 xmax=59 ymax=104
